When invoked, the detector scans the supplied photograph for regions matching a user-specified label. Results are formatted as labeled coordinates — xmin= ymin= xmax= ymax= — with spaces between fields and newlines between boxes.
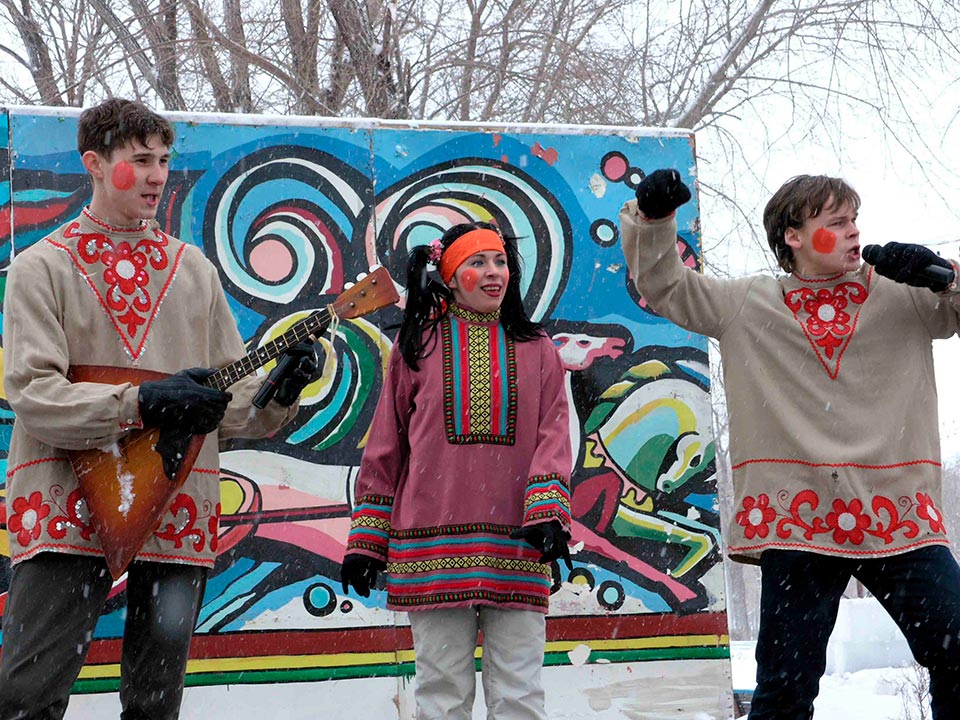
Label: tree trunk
xmin=222 ymin=0 xmax=253 ymax=112
xmin=184 ymin=0 xmax=235 ymax=112
xmin=3 ymin=0 xmax=64 ymax=104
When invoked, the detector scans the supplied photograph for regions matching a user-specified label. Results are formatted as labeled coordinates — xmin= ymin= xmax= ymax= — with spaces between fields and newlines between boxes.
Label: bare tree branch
xmin=0 ymin=0 xmax=64 ymax=104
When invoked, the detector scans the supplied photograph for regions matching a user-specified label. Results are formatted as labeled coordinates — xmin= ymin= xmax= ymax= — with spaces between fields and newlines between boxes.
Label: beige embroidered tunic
xmin=620 ymin=200 xmax=960 ymax=563
xmin=3 ymin=209 xmax=297 ymax=567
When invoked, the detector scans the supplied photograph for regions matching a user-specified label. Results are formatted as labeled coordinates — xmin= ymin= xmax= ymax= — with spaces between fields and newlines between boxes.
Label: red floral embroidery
xmin=8 ymin=492 xmax=51 ymax=546
xmin=102 ymin=241 xmax=151 ymax=297
xmin=916 ymin=493 xmax=946 ymax=534
xmin=825 ymin=498 xmax=871 ymax=545
xmin=869 ymin=495 xmax=919 ymax=543
xmin=155 ymin=493 xmax=206 ymax=552
xmin=775 ymin=489 xmax=828 ymax=540
xmin=739 ymin=488 xmax=937 ymax=546
xmin=784 ymin=281 xmax=868 ymax=379
xmin=44 ymin=218 xmax=179 ymax=363
xmin=77 ymin=228 xmax=169 ymax=338
xmin=736 ymin=494 xmax=777 ymax=539
xmin=47 ymin=487 xmax=96 ymax=541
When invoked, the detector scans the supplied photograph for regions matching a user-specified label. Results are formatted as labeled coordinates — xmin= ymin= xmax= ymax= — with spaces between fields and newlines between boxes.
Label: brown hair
xmin=763 ymin=175 xmax=861 ymax=272
xmin=77 ymin=98 xmax=175 ymax=158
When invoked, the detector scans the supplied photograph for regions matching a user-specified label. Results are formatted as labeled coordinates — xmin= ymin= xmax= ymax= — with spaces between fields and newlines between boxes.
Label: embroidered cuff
xmin=522 ymin=473 xmax=571 ymax=526
xmin=346 ymin=494 xmax=393 ymax=559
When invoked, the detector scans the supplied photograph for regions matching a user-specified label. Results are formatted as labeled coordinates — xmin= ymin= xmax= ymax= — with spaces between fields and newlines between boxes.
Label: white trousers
xmin=408 ymin=607 xmax=547 ymax=720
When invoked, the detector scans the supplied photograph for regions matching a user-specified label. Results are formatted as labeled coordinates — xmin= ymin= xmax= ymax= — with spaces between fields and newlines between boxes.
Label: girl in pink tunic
xmin=342 ymin=222 xmax=572 ymax=719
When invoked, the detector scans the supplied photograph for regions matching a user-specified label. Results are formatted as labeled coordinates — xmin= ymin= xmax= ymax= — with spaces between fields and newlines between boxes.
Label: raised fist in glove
xmin=864 ymin=241 xmax=955 ymax=292
xmin=340 ymin=553 xmax=386 ymax=597
xmin=635 ymin=168 xmax=692 ymax=220
xmin=273 ymin=341 xmax=321 ymax=407
xmin=510 ymin=520 xmax=572 ymax=569
xmin=139 ymin=368 xmax=232 ymax=435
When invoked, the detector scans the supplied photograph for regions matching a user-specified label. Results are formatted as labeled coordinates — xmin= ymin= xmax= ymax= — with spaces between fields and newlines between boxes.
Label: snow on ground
xmin=731 ymin=641 xmax=930 ymax=720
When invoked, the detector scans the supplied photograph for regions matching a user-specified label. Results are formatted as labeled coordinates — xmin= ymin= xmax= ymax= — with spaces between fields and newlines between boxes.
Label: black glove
xmin=865 ymin=241 xmax=954 ymax=292
xmin=635 ymin=168 xmax=692 ymax=220
xmin=139 ymin=367 xmax=232 ymax=435
xmin=139 ymin=368 xmax=232 ymax=482
xmin=510 ymin=520 xmax=572 ymax=569
xmin=272 ymin=341 xmax=321 ymax=407
xmin=153 ymin=427 xmax=193 ymax=482
xmin=340 ymin=553 xmax=386 ymax=598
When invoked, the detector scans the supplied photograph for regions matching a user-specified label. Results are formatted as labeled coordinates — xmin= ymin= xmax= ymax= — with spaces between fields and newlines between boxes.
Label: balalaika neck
xmin=203 ymin=309 xmax=331 ymax=391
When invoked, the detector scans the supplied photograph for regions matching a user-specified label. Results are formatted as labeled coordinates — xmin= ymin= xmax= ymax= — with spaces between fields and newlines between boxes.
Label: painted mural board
xmin=0 ymin=108 xmax=732 ymax=719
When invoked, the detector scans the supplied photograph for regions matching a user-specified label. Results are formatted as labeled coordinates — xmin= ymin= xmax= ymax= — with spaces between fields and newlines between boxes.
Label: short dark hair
xmin=763 ymin=175 xmax=861 ymax=273
xmin=77 ymin=98 xmax=175 ymax=158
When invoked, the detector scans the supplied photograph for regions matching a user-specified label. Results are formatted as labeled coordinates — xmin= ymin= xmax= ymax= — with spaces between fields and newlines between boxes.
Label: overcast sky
xmin=695 ymin=81 xmax=960 ymax=459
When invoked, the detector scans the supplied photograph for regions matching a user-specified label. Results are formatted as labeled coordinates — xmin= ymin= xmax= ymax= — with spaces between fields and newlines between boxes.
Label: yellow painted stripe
xmin=545 ymin=634 xmax=727 ymax=653
xmin=76 ymin=635 xmax=728 ymax=680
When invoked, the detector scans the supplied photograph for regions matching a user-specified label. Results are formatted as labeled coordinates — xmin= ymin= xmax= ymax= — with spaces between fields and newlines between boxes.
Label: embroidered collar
xmin=791 ymin=270 xmax=847 ymax=284
xmin=450 ymin=304 xmax=500 ymax=323
xmin=51 ymin=213 xmax=178 ymax=361
xmin=81 ymin=206 xmax=149 ymax=234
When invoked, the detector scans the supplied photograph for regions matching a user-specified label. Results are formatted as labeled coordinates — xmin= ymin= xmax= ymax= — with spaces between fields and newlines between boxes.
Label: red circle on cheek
xmin=812 ymin=227 xmax=837 ymax=254
xmin=459 ymin=268 xmax=479 ymax=292
xmin=111 ymin=161 xmax=136 ymax=191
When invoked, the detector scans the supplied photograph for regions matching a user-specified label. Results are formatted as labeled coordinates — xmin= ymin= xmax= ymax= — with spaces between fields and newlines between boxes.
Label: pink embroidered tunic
xmin=3 ymin=209 xmax=297 ymax=568
xmin=346 ymin=305 xmax=572 ymax=612
xmin=620 ymin=201 xmax=960 ymax=563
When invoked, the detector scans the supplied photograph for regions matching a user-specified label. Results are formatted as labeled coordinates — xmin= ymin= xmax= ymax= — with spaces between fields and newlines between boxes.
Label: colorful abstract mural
xmin=0 ymin=109 xmax=731 ymax=717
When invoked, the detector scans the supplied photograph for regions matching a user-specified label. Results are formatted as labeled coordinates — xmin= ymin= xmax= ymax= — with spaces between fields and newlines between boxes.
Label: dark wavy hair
xmin=77 ymin=98 xmax=175 ymax=158
xmin=763 ymin=175 xmax=861 ymax=273
xmin=397 ymin=222 xmax=544 ymax=369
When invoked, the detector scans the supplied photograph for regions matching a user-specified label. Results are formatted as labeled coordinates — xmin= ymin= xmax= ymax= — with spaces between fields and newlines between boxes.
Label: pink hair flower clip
xmin=426 ymin=238 xmax=444 ymax=265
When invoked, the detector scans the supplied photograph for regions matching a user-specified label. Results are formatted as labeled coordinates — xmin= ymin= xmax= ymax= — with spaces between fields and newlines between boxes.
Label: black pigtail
xmin=398 ymin=245 xmax=452 ymax=369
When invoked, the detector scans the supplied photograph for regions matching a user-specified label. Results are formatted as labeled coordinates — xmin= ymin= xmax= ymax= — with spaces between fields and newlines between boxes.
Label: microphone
xmin=252 ymin=353 xmax=298 ymax=409
xmin=861 ymin=244 xmax=956 ymax=287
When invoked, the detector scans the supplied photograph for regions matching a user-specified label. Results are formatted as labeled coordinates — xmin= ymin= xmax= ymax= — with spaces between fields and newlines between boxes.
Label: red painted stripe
xmin=79 ymin=612 xmax=730 ymax=664
xmin=219 ymin=505 xmax=351 ymax=526
xmin=14 ymin=201 xmax=73 ymax=227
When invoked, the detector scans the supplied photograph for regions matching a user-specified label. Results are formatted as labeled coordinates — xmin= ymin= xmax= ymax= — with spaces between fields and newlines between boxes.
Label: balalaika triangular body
xmin=67 ymin=267 xmax=399 ymax=579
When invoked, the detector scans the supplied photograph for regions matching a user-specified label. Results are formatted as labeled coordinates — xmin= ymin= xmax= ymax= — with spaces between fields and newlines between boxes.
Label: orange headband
xmin=437 ymin=228 xmax=506 ymax=283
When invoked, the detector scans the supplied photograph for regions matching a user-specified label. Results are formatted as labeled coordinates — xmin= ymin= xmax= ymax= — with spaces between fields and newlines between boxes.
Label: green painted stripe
xmin=69 ymin=647 xmax=730 ymax=694
xmin=544 ymin=646 xmax=731 ymax=666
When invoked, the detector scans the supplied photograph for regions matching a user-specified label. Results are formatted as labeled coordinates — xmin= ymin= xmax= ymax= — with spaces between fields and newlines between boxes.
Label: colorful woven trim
xmin=441 ymin=313 xmax=517 ymax=445
xmin=346 ymin=494 xmax=394 ymax=557
xmin=523 ymin=473 xmax=571 ymax=525
xmin=385 ymin=522 xmax=551 ymax=610
xmin=449 ymin=304 xmax=500 ymax=323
